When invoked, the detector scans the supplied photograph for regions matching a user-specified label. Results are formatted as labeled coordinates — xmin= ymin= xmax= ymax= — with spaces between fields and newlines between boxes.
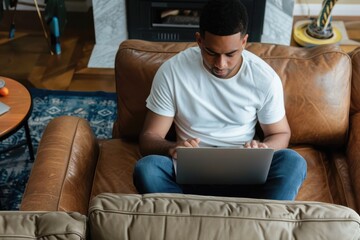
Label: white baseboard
xmin=294 ymin=3 xmax=360 ymax=16
xmin=15 ymin=0 xmax=91 ymax=12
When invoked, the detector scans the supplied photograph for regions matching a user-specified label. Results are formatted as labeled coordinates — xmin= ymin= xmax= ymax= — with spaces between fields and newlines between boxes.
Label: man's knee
xmin=134 ymin=155 xmax=163 ymax=178
xmin=275 ymin=149 xmax=307 ymax=176
xmin=272 ymin=149 xmax=307 ymax=189
xmin=134 ymin=155 xmax=162 ymax=193
xmin=133 ymin=155 xmax=180 ymax=194
xmin=265 ymin=149 xmax=307 ymax=200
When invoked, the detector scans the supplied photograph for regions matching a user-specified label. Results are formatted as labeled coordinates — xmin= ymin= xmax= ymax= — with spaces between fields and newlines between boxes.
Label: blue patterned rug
xmin=0 ymin=88 xmax=117 ymax=210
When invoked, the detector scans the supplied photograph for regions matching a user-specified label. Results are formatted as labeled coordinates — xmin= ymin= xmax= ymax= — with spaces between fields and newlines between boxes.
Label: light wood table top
xmin=0 ymin=76 xmax=32 ymax=139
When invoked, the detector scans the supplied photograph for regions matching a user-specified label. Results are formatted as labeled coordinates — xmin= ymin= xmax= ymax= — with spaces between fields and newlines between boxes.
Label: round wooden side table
xmin=0 ymin=76 xmax=34 ymax=161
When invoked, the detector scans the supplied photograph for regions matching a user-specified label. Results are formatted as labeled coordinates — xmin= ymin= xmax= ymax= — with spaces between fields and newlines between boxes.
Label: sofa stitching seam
xmin=334 ymin=157 xmax=353 ymax=208
xmin=88 ymin=143 xmax=103 ymax=211
xmin=56 ymin=118 xmax=82 ymax=211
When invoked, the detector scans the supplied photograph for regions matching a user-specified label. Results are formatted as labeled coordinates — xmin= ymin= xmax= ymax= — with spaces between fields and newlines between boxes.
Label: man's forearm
xmin=139 ymin=133 xmax=177 ymax=157
xmin=263 ymin=132 xmax=290 ymax=150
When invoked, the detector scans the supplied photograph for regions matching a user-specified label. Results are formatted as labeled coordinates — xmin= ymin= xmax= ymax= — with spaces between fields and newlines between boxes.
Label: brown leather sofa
xmin=14 ymin=41 xmax=360 ymax=239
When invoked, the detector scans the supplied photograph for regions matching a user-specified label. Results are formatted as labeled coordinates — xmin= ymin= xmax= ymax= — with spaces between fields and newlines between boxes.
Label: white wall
xmin=294 ymin=0 xmax=360 ymax=16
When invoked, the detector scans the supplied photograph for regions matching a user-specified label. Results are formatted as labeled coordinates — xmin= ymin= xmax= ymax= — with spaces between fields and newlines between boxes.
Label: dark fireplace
xmin=127 ymin=0 xmax=266 ymax=42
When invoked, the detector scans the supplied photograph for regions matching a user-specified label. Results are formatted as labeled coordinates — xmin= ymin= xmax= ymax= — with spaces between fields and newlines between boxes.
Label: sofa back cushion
xmin=114 ymin=40 xmax=351 ymax=146
xmin=114 ymin=41 xmax=197 ymax=141
xmin=0 ymin=212 xmax=86 ymax=239
xmin=89 ymin=193 xmax=360 ymax=240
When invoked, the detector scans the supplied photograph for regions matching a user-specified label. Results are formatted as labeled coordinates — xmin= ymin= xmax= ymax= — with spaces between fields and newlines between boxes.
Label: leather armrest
xmin=347 ymin=112 xmax=360 ymax=211
xmin=20 ymin=116 xmax=99 ymax=215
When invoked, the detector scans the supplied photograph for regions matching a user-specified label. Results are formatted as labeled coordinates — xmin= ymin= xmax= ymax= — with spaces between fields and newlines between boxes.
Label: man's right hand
xmin=169 ymin=138 xmax=201 ymax=159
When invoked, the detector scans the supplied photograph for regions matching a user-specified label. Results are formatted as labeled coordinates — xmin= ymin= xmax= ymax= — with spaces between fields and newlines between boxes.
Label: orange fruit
xmin=0 ymin=87 xmax=9 ymax=96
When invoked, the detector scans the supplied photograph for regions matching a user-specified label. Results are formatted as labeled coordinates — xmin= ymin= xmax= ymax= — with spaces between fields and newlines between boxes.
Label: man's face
xmin=196 ymin=31 xmax=248 ymax=79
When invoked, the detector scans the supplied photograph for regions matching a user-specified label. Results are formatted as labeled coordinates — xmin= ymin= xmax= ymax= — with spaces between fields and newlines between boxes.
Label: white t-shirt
xmin=146 ymin=47 xmax=285 ymax=147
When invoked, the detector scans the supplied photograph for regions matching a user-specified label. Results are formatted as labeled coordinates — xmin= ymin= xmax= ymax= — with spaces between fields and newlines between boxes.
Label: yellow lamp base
xmin=293 ymin=20 xmax=342 ymax=47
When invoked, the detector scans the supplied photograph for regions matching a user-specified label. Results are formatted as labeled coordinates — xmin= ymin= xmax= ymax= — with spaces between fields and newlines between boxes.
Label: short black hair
xmin=199 ymin=0 xmax=248 ymax=37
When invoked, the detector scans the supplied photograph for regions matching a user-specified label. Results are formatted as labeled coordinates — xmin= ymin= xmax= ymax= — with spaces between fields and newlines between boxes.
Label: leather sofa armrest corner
xmin=20 ymin=116 xmax=99 ymax=215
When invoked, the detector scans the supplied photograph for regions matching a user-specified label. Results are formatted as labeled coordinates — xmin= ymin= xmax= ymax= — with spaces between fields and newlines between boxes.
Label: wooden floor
xmin=0 ymin=11 xmax=359 ymax=93
xmin=0 ymin=9 xmax=116 ymax=92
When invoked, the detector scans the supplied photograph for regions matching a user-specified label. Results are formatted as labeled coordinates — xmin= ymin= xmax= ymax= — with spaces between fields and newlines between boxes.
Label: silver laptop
xmin=175 ymin=147 xmax=274 ymax=185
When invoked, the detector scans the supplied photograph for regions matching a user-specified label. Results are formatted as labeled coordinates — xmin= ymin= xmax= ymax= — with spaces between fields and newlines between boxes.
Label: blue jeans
xmin=133 ymin=149 xmax=307 ymax=200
